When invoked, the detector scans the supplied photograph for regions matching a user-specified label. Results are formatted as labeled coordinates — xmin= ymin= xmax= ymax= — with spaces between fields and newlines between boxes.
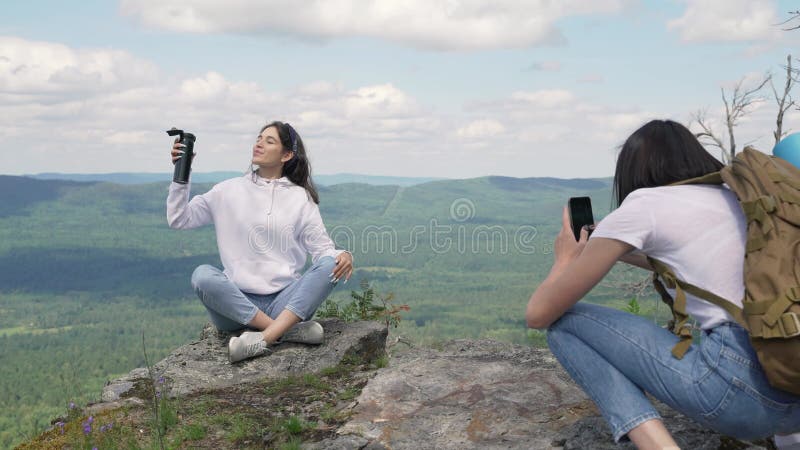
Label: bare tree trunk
xmin=693 ymin=74 xmax=768 ymax=163
xmin=723 ymin=75 xmax=770 ymax=161
xmin=692 ymin=108 xmax=728 ymax=162
xmin=722 ymin=87 xmax=736 ymax=161
xmin=772 ymin=54 xmax=796 ymax=144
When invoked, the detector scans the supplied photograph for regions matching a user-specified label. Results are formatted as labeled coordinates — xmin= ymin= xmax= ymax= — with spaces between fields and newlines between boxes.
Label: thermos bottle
xmin=167 ymin=128 xmax=196 ymax=184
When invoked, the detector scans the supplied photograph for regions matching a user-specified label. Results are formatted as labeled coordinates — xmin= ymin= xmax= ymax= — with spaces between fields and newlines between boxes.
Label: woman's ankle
xmin=627 ymin=418 xmax=680 ymax=450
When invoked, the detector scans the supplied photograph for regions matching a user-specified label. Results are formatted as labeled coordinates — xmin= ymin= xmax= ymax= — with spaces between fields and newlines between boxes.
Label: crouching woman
xmin=525 ymin=120 xmax=800 ymax=449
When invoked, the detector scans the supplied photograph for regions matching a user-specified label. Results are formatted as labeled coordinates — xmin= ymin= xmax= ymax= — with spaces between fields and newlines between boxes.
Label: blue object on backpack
xmin=773 ymin=133 xmax=800 ymax=169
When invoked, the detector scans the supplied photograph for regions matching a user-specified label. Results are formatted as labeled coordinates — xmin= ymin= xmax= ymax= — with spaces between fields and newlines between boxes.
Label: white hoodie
xmin=166 ymin=172 xmax=345 ymax=294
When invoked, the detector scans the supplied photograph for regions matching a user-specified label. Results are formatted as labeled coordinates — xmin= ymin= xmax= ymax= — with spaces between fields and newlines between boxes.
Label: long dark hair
xmin=612 ymin=119 xmax=724 ymax=207
xmin=249 ymin=121 xmax=320 ymax=204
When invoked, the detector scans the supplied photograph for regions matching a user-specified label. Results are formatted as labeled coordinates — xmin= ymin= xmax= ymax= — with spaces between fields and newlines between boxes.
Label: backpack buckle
xmin=759 ymin=195 xmax=777 ymax=213
xmin=778 ymin=312 xmax=800 ymax=338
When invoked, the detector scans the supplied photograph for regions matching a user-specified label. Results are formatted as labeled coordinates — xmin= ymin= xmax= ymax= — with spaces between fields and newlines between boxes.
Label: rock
xmin=100 ymin=367 xmax=149 ymax=402
xmin=302 ymin=434 xmax=370 ymax=449
xmin=337 ymin=339 xmax=590 ymax=449
xmin=556 ymin=400 xmax=773 ymax=450
xmin=85 ymin=397 xmax=145 ymax=416
xmin=557 ymin=406 xmax=770 ymax=450
xmin=331 ymin=339 xmax=770 ymax=450
xmin=100 ymin=319 xmax=387 ymax=401
xmin=93 ymin=327 xmax=774 ymax=449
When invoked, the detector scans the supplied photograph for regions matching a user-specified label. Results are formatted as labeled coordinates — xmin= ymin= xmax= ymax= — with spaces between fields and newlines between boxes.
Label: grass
xmin=175 ymin=423 xmax=206 ymax=442
xmin=357 ymin=266 xmax=409 ymax=273
xmin=320 ymin=405 xmax=339 ymax=423
xmin=278 ymin=415 xmax=316 ymax=435
xmin=372 ymin=354 xmax=389 ymax=369
xmin=337 ymin=387 xmax=361 ymax=402
xmin=0 ymin=325 xmax=77 ymax=336
xmin=227 ymin=413 xmax=260 ymax=443
xmin=320 ymin=365 xmax=350 ymax=378
xmin=21 ymin=354 xmax=384 ymax=449
xmin=263 ymin=373 xmax=333 ymax=396
xmin=279 ymin=437 xmax=302 ymax=450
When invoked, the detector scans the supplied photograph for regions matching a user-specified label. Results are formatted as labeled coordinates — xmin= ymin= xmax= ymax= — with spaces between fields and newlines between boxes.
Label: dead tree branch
xmin=772 ymin=54 xmax=796 ymax=143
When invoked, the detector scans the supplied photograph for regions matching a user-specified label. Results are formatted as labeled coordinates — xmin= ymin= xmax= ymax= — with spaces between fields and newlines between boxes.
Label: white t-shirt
xmin=590 ymin=184 xmax=747 ymax=329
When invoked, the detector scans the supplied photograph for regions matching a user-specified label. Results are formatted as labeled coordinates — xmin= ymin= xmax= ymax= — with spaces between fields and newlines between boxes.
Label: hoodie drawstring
xmin=266 ymin=181 xmax=276 ymax=215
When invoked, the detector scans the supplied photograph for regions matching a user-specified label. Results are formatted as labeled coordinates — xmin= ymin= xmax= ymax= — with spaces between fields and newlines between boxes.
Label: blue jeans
xmin=547 ymin=302 xmax=800 ymax=442
xmin=190 ymin=256 xmax=337 ymax=331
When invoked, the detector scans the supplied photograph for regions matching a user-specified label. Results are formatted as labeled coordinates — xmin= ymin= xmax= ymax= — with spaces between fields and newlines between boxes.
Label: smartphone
xmin=568 ymin=197 xmax=594 ymax=241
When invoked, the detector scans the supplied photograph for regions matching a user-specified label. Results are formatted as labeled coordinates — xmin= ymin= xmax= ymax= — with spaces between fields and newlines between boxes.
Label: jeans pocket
xmin=700 ymin=377 xmax=795 ymax=439
xmin=730 ymin=377 xmax=796 ymax=413
xmin=698 ymin=378 xmax=735 ymax=421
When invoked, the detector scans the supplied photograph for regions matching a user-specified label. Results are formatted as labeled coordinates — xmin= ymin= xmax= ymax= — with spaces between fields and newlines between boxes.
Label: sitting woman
xmin=167 ymin=121 xmax=353 ymax=363
xmin=526 ymin=120 xmax=800 ymax=449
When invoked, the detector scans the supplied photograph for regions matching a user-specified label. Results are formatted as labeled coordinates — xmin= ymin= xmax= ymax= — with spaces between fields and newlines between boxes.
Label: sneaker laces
xmin=244 ymin=341 xmax=265 ymax=357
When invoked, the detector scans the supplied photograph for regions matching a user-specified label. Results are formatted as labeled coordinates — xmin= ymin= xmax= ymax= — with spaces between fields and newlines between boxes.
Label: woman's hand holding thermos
xmin=170 ymin=138 xmax=190 ymax=163
xmin=167 ymin=128 xmax=196 ymax=184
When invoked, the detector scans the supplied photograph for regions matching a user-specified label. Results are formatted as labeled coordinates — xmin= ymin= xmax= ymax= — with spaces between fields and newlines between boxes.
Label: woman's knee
xmin=545 ymin=324 xmax=565 ymax=350
xmin=314 ymin=256 xmax=337 ymax=272
xmin=191 ymin=264 xmax=219 ymax=291
xmin=545 ymin=307 xmax=585 ymax=351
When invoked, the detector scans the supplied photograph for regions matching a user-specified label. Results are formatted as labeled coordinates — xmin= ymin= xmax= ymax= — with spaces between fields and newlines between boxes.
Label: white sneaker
xmin=775 ymin=433 xmax=800 ymax=450
xmin=280 ymin=321 xmax=324 ymax=345
xmin=228 ymin=331 xmax=270 ymax=363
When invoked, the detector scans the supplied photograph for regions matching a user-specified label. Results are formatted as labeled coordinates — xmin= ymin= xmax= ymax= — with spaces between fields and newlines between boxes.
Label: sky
xmin=1 ymin=0 xmax=799 ymax=178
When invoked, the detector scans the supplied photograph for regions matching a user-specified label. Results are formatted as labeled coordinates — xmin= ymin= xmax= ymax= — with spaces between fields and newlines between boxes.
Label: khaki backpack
xmin=647 ymin=146 xmax=800 ymax=395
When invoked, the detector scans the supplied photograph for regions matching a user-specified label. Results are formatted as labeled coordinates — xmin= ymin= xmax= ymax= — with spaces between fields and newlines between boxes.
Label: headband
xmin=284 ymin=122 xmax=298 ymax=153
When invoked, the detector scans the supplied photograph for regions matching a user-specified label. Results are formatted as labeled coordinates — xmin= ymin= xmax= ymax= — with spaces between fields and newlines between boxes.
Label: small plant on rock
xmin=317 ymin=279 xmax=409 ymax=327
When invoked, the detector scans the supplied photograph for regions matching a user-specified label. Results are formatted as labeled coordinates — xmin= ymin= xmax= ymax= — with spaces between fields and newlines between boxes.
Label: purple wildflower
xmin=69 ymin=402 xmax=75 ymax=409
xmin=158 ymin=376 xmax=165 ymax=384
xmin=56 ymin=421 xmax=65 ymax=434
xmin=156 ymin=390 xmax=162 ymax=399
xmin=100 ymin=425 xmax=107 ymax=433
xmin=82 ymin=416 xmax=94 ymax=435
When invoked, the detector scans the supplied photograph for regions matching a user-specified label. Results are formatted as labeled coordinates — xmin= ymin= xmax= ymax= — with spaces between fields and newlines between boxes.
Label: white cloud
xmin=120 ymin=0 xmax=629 ymax=51
xmin=104 ymin=130 xmax=151 ymax=145
xmin=453 ymin=88 xmax=659 ymax=174
xmin=457 ymin=119 xmax=506 ymax=139
xmin=12 ymin=33 xmax=792 ymax=180
xmin=0 ymin=36 xmax=158 ymax=96
xmin=344 ymin=84 xmax=418 ymax=118
xmin=667 ymin=0 xmax=782 ymax=43
xmin=2 ymin=34 xmax=656 ymax=179
xmin=0 ymin=36 xmax=448 ymax=176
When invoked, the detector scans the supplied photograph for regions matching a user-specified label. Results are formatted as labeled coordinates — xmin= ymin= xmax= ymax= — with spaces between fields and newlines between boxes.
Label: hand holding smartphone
xmin=568 ymin=197 xmax=594 ymax=241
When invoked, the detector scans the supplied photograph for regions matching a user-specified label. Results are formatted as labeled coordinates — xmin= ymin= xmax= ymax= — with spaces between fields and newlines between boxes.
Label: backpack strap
xmin=742 ymin=287 xmax=800 ymax=338
xmin=647 ymin=257 xmax=747 ymax=358
xmin=669 ymin=172 xmax=724 ymax=187
xmin=648 ymin=257 xmax=694 ymax=358
xmin=766 ymin=169 xmax=800 ymax=204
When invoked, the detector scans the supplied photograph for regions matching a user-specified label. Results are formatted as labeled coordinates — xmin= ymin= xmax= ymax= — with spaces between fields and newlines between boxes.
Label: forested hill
xmin=0 ymin=173 xmax=654 ymax=448
xmin=25 ymin=171 xmax=444 ymax=186
xmin=0 ymin=175 xmax=97 ymax=218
